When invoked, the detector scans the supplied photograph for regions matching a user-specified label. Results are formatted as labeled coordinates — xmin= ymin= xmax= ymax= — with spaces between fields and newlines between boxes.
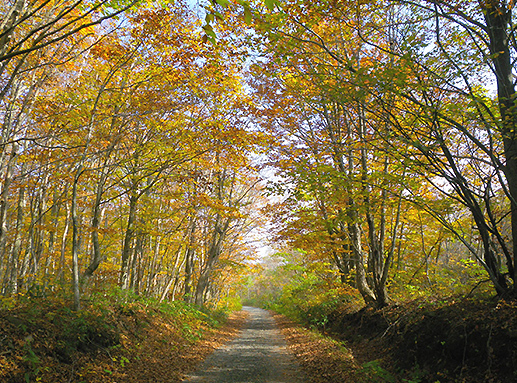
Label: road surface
xmin=183 ymin=306 xmax=307 ymax=383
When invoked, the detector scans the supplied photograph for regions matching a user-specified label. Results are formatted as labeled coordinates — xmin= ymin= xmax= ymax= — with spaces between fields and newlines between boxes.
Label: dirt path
xmin=183 ymin=306 xmax=307 ymax=383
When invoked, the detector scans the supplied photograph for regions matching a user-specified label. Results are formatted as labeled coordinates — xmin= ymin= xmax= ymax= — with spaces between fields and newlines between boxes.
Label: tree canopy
xmin=0 ymin=0 xmax=516 ymax=314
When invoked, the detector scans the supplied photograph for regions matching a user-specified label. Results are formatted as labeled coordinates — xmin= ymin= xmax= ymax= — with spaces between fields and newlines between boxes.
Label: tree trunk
xmin=59 ymin=200 xmax=70 ymax=285
xmin=83 ymin=168 xmax=109 ymax=282
xmin=30 ymin=173 xmax=50 ymax=290
xmin=184 ymin=217 xmax=196 ymax=303
xmin=194 ymin=216 xmax=229 ymax=307
xmin=146 ymin=232 xmax=161 ymax=296
xmin=130 ymin=231 xmax=145 ymax=293
xmin=71 ymin=170 xmax=83 ymax=311
xmin=44 ymin=190 xmax=61 ymax=291
xmin=348 ymin=219 xmax=376 ymax=305
xmin=120 ymin=194 xmax=138 ymax=290
xmin=483 ymin=1 xmax=517 ymax=292
xmin=2 ymin=182 xmax=24 ymax=295
xmin=0 ymin=142 xmax=16 ymax=268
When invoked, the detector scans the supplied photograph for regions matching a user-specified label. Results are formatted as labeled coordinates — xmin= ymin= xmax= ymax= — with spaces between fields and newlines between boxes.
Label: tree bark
xmin=194 ymin=215 xmax=230 ymax=307
xmin=120 ymin=193 xmax=138 ymax=290
xmin=184 ymin=217 xmax=196 ymax=303
xmin=482 ymin=0 xmax=517 ymax=292
xmin=0 ymin=142 xmax=16 ymax=267
xmin=83 ymin=166 xmax=109 ymax=282
xmin=71 ymin=170 xmax=82 ymax=311
xmin=2 ymin=181 xmax=24 ymax=295
xmin=347 ymin=218 xmax=376 ymax=305
xmin=59 ymin=200 xmax=70 ymax=285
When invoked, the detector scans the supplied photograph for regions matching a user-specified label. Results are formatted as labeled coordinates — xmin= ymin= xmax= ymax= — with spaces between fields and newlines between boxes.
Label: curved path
xmin=183 ymin=306 xmax=307 ymax=383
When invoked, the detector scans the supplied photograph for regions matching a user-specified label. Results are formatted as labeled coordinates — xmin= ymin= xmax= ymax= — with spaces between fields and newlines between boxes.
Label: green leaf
xmin=264 ymin=0 xmax=276 ymax=10
xmin=244 ymin=6 xmax=252 ymax=24
xmin=205 ymin=13 xmax=214 ymax=23
xmin=215 ymin=0 xmax=230 ymax=7
xmin=202 ymin=24 xmax=217 ymax=38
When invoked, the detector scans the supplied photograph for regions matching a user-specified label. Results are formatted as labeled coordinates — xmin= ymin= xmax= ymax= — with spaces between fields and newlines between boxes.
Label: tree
xmin=0 ymin=0 xmax=266 ymax=310
xmin=244 ymin=0 xmax=517 ymax=298
xmin=245 ymin=1 xmax=412 ymax=306
xmin=371 ymin=0 xmax=517 ymax=295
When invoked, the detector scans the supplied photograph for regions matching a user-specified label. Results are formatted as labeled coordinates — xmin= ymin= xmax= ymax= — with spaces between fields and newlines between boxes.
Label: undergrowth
xmin=247 ymin=260 xmax=516 ymax=383
xmin=0 ymin=287 xmax=232 ymax=382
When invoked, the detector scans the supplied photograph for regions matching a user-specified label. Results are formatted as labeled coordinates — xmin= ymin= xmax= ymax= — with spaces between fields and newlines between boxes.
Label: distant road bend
xmin=183 ymin=306 xmax=307 ymax=383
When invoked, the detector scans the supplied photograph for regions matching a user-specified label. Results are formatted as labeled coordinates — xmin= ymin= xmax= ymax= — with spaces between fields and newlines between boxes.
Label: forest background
xmin=1 ymin=0 xmax=517 ymax=381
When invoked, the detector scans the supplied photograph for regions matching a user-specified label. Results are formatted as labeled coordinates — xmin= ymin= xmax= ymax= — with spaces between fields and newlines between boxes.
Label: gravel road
xmin=183 ymin=306 xmax=307 ymax=383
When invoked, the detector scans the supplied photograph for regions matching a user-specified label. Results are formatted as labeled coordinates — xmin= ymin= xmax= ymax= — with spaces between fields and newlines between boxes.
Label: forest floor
xmin=320 ymin=296 xmax=517 ymax=383
xmin=0 ymin=296 xmax=248 ymax=383
xmin=1 ymin=295 xmax=516 ymax=382
xmin=276 ymin=297 xmax=517 ymax=383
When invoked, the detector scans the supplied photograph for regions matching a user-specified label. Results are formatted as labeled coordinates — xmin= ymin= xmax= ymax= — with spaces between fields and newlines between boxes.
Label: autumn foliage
xmin=1 ymin=0 xmax=517 ymax=381
xmin=0 ymin=1 xmax=265 ymax=311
